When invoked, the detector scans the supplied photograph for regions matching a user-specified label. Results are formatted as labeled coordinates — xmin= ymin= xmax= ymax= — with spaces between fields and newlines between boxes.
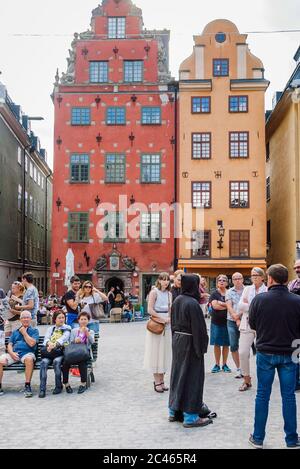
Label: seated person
xmin=62 ymin=312 xmax=95 ymax=395
xmin=0 ymin=311 xmax=39 ymax=397
xmin=39 ymin=310 xmax=71 ymax=399
xmin=122 ymin=300 xmax=133 ymax=323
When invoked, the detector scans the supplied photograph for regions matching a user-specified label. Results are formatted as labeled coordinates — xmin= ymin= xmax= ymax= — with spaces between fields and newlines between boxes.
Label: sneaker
xmin=249 ymin=435 xmax=263 ymax=449
xmin=235 ymin=369 xmax=243 ymax=379
xmin=287 ymin=438 xmax=300 ymax=448
xmin=24 ymin=384 xmax=33 ymax=398
xmin=0 ymin=387 xmax=4 ymax=396
xmin=78 ymin=385 xmax=87 ymax=394
xmin=222 ymin=364 xmax=232 ymax=373
xmin=211 ymin=365 xmax=221 ymax=374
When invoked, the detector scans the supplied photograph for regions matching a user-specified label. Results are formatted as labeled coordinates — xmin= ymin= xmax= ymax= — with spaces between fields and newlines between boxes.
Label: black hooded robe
xmin=169 ymin=275 xmax=209 ymax=415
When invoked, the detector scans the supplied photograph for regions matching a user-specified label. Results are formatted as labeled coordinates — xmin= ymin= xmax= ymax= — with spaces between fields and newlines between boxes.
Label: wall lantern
xmin=113 ymin=46 xmax=119 ymax=59
xmin=56 ymin=136 xmax=62 ymax=149
xmin=129 ymin=132 xmax=135 ymax=146
xmin=131 ymin=94 xmax=138 ymax=103
xmin=56 ymin=197 xmax=62 ymax=212
xmin=81 ymin=47 xmax=89 ymax=59
xmin=144 ymin=44 xmax=151 ymax=57
xmin=54 ymin=259 xmax=61 ymax=271
xmin=95 ymin=195 xmax=101 ymax=207
xmin=57 ymin=95 xmax=63 ymax=108
xmin=95 ymin=96 xmax=101 ymax=108
xmin=96 ymin=133 xmax=102 ymax=147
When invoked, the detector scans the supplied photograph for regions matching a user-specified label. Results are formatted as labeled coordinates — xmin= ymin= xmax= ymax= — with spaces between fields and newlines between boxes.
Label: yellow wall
xmin=178 ymin=19 xmax=268 ymax=276
xmin=267 ymin=98 xmax=300 ymax=278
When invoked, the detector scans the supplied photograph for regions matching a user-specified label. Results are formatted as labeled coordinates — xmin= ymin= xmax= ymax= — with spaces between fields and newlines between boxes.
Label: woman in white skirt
xmin=144 ymin=272 xmax=172 ymax=393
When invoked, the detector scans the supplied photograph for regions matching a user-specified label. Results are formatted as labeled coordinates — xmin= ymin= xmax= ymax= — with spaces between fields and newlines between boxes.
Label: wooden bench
xmin=3 ymin=334 xmax=99 ymax=388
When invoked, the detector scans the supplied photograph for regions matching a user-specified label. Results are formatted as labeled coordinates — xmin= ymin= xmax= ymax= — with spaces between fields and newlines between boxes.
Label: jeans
xmin=253 ymin=352 xmax=298 ymax=446
xmin=227 ymin=320 xmax=240 ymax=353
xmin=40 ymin=356 xmax=64 ymax=392
xmin=88 ymin=322 xmax=100 ymax=334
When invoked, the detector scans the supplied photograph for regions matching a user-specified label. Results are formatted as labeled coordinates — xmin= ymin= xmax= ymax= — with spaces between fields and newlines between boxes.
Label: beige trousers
xmin=239 ymin=330 xmax=255 ymax=377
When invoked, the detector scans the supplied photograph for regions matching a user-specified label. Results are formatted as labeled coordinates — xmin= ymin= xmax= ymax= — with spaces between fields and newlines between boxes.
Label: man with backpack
xmin=63 ymin=276 xmax=81 ymax=329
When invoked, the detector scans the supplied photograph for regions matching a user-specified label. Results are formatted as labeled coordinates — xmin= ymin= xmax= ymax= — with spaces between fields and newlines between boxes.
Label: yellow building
xmin=266 ymin=47 xmax=300 ymax=279
xmin=177 ymin=19 xmax=269 ymax=285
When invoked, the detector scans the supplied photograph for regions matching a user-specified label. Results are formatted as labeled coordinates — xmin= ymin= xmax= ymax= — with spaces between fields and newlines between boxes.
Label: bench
xmin=3 ymin=334 xmax=99 ymax=388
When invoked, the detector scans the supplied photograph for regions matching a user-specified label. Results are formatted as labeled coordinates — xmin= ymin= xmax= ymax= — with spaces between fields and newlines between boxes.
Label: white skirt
xmin=143 ymin=314 xmax=171 ymax=374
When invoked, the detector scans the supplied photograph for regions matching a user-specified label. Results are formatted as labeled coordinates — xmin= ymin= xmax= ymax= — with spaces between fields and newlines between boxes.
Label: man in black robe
xmin=169 ymin=274 xmax=212 ymax=428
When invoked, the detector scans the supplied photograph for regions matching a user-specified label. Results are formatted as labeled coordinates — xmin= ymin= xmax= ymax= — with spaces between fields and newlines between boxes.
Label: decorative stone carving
xmin=95 ymin=255 xmax=108 ymax=271
xmin=122 ymin=256 xmax=136 ymax=271
xmin=79 ymin=30 xmax=94 ymax=40
xmin=92 ymin=4 xmax=104 ymax=16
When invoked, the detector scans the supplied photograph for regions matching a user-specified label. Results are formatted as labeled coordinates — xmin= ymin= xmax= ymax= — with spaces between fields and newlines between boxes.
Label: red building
xmin=51 ymin=0 xmax=176 ymax=307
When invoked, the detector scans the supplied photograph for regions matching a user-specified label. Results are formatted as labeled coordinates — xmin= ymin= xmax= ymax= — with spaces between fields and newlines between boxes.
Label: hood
xmin=181 ymin=275 xmax=200 ymax=302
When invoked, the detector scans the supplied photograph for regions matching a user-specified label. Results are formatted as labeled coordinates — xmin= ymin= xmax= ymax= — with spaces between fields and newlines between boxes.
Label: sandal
xmin=153 ymin=382 xmax=164 ymax=393
xmin=239 ymin=382 xmax=252 ymax=392
xmin=161 ymin=382 xmax=169 ymax=392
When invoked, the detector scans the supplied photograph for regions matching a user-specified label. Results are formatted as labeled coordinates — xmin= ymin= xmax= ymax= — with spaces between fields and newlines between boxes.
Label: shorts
xmin=227 ymin=320 xmax=240 ymax=352
xmin=210 ymin=323 xmax=230 ymax=347
xmin=0 ymin=352 xmax=36 ymax=366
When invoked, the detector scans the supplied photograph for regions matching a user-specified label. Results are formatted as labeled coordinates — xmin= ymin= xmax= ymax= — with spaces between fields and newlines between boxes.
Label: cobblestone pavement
xmin=0 ymin=321 xmax=299 ymax=449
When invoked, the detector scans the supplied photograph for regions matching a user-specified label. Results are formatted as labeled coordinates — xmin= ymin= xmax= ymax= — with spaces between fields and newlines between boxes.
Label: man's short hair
xmin=267 ymin=264 xmax=289 ymax=285
xmin=22 ymin=272 xmax=34 ymax=284
xmin=70 ymin=275 xmax=81 ymax=284
xmin=20 ymin=311 xmax=32 ymax=319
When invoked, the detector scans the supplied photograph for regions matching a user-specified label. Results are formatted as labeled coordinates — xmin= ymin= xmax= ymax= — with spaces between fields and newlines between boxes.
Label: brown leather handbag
xmin=147 ymin=316 xmax=166 ymax=335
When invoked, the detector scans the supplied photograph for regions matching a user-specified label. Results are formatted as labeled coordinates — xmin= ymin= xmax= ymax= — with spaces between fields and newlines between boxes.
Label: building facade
xmin=0 ymin=82 xmax=52 ymax=293
xmin=51 ymin=0 xmax=176 ymax=306
xmin=177 ymin=20 xmax=269 ymax=285
xmin=266 ymin=47 xmax=300 ymax=278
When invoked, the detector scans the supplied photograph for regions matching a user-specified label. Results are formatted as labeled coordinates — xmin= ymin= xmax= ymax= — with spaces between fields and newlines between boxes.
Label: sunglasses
xmin=218 ymin=279 xmax=227 ymax=283
xmin=84 ymin=285 xmax=93 ymax=289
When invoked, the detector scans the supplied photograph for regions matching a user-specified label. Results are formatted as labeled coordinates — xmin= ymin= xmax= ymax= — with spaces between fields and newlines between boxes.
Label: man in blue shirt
xmin=14 ymin=272 xmax=39 ymax=327
xmin=0 ymin=311 xmax=39 ymax=397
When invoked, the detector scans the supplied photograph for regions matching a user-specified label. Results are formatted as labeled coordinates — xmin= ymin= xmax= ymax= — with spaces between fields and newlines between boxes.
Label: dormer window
xmin=108 ymin=17 xmax=126 ymax=39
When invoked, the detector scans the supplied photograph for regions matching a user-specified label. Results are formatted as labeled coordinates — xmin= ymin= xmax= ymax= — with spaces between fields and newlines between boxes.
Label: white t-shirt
xmin=81 ymin=293 xmax=103 ymax=322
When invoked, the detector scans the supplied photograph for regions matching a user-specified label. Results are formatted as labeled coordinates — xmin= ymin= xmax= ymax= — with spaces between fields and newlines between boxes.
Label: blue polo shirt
xmin=9 ymin=327 xmax=39 ymax=358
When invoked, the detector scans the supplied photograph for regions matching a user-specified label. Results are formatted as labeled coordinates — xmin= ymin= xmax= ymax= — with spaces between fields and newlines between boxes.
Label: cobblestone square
xmin=0 ymin=321 xmax=298 ymax=449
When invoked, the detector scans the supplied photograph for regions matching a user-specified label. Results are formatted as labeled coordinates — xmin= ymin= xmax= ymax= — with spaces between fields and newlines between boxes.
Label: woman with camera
xmin=76 ymin=281 xmax=108 ymax=334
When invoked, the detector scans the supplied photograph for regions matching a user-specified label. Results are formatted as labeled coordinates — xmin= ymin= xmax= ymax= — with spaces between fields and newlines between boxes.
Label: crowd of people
xmin=0 ymin=273 xmax=135 ymax=399
xmin=2 ymin=264 xmax=300 ymax=448
xmin=143 ymin=262 xmax=300 ymax=448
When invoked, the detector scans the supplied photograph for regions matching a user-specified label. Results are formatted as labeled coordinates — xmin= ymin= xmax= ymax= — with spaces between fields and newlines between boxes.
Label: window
xmin=37 ymin=172 xmax=41 ymax=186
xmin=142 ymin=107 xmax=161 ymax=125
xmin=104 ymin=212 xmax=125 ymax=242
xmin=25 ymin=156 xmax=28 ymax=173
xmin=230 ymin=181 xmax=249 ymax=208
xmin=18 ymin=185 xmax=22 ymax=212
xmin=108 ymin=17 xmax=126 ymax=39
xmin=140 ymin=213 xmax=161 ymax=242
xmin=89 ymin=61 xmax=108 ymax=83
xmin=71 ymin=108 xmax=91 ymax=126
xmin=105 ymin=154 xmax=125 ymax=183
xmin=30 ymin=162 xmax=33 ymax=178
xmin=192 ymin=231 xmax=211 ymax=258
xmin=141 ymin=154 xmax=161 ymax=183
xmin=18 ymin=147 xmax=22 ymax=165
xmin=25 ymin=192 xmax=28 ymax=217
xmin=213 ymin=59 xmax=229 ymax=76
xmin=192 ymin=182 xmax=212 ymax=208
xmin=266 ymin=142 xmax=270 ymax=162
xmin=70 ymin=154 xmax=90 ymax=183
xmin=106 ymin=107 xmax=126 ymax=125
xmin=192 ymin=133 xmax=211 ymax=159
xmin=124 ymin=61 xmax=143 ymax=82
xmin=230 ymin=132 xmax=249 ymax=158
xmin=41 ymin=176 xmax=44 ymax=190
xmin=230 ymin=231 xmax=250 ymax=258
xmin=266 ymin=177 xmax=271 ymax=202
xmin=29 ymin=195 xmax=33 ymax=219
xmin=229 ymin=96 xmax=248 ymax=113
xmin=68 ymin=213 xmax=89 ymax=243
xmin=192 ymin=97 xmax=211 ymax=114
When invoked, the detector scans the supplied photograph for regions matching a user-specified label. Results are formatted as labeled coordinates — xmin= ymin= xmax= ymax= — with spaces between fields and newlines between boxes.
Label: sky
xmin=0 ymin=0 xmax=299 ymax=169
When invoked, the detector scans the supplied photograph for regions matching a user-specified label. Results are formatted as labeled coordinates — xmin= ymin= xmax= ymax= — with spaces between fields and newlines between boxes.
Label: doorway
xmin=105 ymin=277 xmax=125 ymax=293
xmin=142 ymin=274 xmax=159 ymax=313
